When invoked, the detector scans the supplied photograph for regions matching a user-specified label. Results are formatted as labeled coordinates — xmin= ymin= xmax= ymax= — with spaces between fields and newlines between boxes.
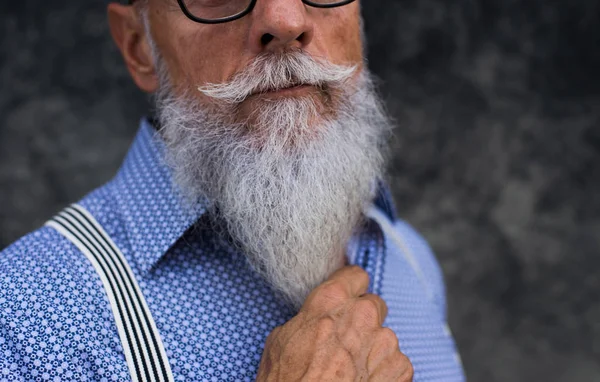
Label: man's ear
xmin=107 ymin=3 xmax=158 ymax=93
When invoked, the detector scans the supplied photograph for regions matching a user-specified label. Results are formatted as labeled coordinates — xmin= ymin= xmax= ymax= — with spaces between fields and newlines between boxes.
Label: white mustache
xmin=197 ymin=50 xmax=358 ymax=104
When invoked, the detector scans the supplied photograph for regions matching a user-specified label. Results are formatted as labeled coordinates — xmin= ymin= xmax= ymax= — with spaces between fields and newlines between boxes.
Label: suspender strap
xmin=46 ymin=204 xmax=174 ymax=382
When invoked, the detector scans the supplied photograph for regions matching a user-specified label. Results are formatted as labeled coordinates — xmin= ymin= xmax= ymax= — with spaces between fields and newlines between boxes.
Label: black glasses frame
xmin=129 ymin=0 xmax=356 ymax=24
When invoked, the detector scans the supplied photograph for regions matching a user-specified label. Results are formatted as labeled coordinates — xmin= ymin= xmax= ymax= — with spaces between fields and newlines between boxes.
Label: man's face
xmin=146 ymin=0 xmax=363 ymax=118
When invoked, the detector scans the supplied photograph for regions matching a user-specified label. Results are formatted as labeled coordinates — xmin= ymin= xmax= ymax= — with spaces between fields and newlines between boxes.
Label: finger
xmin=366 ymin=328 xmax=400 ymax=373
xmin=368 ymin=351 xmax=414 ymax=382
xmin=302 ymin=266 xmax=370 ymax=312
xmin=326 ymin=265 xmax=370 ymax=298
xmin=336 ymin=294 xmax=388 ymax=362
xmin=357 ymin=293 xmax=389 ymax=327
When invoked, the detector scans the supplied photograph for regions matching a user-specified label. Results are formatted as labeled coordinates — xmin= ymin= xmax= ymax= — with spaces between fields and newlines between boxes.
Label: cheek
xmin=158 ymin=25 xmax=247 ymax=91
xmin=317 ymin=5 xmax=363 ymax=65
xmin=178 ymin=37 xmax=231 ymax=84
xmin=339 ymin=24 xmax=363 ymax=64
xmin=341 ymin=8 xmax=364 ymax=63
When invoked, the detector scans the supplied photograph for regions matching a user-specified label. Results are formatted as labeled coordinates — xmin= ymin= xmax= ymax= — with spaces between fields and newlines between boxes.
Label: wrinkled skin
xmin=256 ymin=266 xmax=414 ymax=381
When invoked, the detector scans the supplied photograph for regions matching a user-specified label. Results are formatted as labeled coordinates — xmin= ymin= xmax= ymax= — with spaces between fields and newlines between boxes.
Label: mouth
xmin=248 ymin=84 xmax=317 ymax=100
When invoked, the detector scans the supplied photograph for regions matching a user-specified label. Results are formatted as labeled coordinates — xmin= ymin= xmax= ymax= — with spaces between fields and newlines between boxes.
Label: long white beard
xmin=151 ymin=46 xmax=392 ymax=308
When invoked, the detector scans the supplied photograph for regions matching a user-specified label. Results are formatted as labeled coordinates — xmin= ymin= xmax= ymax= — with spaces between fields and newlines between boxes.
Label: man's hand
xmin=256 ymin=266 xmax=414 ymax=381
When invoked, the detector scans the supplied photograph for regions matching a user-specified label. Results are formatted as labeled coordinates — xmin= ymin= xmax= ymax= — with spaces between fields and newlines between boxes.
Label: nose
xmin=247 ymin=0 xmax=315 ymax=53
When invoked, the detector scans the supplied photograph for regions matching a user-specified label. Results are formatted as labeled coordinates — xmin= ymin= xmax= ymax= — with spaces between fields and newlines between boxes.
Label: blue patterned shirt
xmin=0 ymin=118 xmax=465 ymax=381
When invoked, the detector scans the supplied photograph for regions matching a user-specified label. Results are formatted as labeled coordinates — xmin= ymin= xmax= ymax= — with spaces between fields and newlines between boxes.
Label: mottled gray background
xmin=1 ymin=0 xmax=599 ymax=381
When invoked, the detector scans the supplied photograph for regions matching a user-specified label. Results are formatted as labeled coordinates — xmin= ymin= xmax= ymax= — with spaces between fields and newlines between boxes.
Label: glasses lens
xmin=182 ymin=0 xmax=253 ymax=21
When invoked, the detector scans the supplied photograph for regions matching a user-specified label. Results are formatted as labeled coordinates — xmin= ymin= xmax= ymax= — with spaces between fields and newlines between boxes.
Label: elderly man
xmin=0 ymin=0 xmax=464 ymax=380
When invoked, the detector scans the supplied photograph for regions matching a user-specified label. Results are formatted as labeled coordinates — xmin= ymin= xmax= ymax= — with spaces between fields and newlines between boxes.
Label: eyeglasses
xmin=129 ymin=0 xmax=356 ymax=24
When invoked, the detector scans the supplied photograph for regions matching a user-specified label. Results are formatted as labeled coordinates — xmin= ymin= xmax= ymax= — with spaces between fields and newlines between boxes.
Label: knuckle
xmin=332 ymin=346 xmax=354 ymax=365
xmin=353 ymin=298 xmax=382 ymax=326
xmin=314 ymin=317 xmax=336 ymax=342
xmin=398 ymin=353 xmax=414 ymax=380
xmin=353 ymin=266 xmax=370 ymax=286
xmin=341 ymin=328 xmax=362 ymax=356
xmin=317 ymin=280 xmax=349 ymax=302
xmin=405 ymin=362 xmax=415 ymax=379
xmin=348 ymin=264 xmax=368 ymax=277
xmin=389 ymin=351 xmax=413 ymax=376
xmin=377 ymin=327 xmax=400 ymax=350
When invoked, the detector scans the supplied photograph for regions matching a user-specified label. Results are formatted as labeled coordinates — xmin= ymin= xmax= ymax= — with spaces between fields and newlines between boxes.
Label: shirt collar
xmin=110 ymin=118 xmax=207 ymax=274
xmin=109 ymin=117 xmax=398 ymax=275
xmin=373 ymin=179 xmax=397 ymax=222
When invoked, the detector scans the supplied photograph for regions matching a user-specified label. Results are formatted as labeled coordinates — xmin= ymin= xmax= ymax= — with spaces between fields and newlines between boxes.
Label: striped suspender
xmin=46 ymin=204 xmax=174 ymax=382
